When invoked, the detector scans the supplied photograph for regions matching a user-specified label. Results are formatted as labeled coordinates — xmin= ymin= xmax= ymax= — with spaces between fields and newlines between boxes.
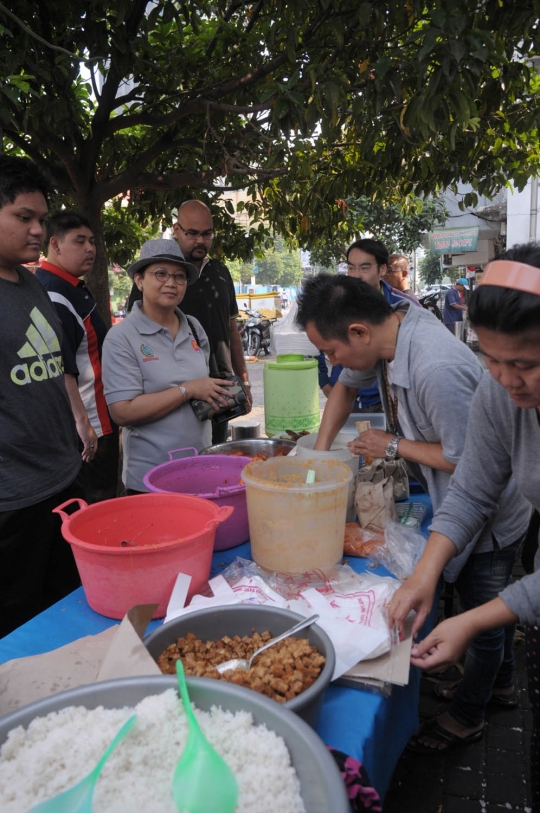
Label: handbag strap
xmin=186 ymin=316 xmax=221 ymax=379
xmin=186 ymin=316 xmax=200 ymax=347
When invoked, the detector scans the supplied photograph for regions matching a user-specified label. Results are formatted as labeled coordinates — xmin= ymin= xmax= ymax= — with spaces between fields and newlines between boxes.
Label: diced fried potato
xmin=156 ymin=629 xmax=325 ymax=703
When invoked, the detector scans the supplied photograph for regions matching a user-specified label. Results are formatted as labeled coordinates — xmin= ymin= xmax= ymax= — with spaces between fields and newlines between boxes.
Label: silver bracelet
xmin=178 ymin=384 xmax=188 ymax=402
xmin=243 ymin=381 xmax=252 ymax=387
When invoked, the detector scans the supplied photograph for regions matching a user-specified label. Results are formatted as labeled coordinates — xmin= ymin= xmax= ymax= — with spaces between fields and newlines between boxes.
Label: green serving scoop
xmin=172 ymin=659 xmax=238 ymax=813
xmin=26 ymin=714 xmax=137 ymax=813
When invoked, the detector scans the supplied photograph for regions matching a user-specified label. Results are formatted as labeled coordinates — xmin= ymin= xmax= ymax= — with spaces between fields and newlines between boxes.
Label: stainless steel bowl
xmin=199 ymin=438 xmax=295 ymax=457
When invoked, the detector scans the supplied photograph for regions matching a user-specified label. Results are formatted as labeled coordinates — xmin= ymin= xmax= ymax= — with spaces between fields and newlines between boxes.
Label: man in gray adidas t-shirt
xmin=0 ymin=156 xmax=81 ymax=636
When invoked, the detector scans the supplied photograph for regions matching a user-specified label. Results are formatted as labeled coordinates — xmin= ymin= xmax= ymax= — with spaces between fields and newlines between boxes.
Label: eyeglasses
xmin=346 ymin=263 xmax=379 ymax=273
xmin=176 ymin=223 xmax=214 ymax=239
xmin=147 ymin=270 xmax=188 ymax=286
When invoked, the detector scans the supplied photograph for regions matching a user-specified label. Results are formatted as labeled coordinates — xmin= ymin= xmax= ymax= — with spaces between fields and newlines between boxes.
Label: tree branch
xmin=245 ymin=0 xmax=265 ymax=34
xmin=0 ymin=1 xmax=105 ymax=62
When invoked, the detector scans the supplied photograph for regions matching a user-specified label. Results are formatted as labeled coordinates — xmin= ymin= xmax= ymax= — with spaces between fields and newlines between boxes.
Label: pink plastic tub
xmin=143 ymin=448 xmax=249 ymax=551
xmin=53 ymin=494 xmax=233 ymax=619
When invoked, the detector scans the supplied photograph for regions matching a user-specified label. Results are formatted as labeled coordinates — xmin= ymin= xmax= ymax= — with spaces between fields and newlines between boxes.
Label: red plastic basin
xmin=53 ymin=494 xmax=233 ymax=619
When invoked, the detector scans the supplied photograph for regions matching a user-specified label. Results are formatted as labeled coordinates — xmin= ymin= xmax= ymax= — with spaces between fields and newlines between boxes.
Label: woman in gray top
xmin=388 ymin=242 xmax=540 ymax=803
xmin=102 ymin=240 xmax=234 ymax=493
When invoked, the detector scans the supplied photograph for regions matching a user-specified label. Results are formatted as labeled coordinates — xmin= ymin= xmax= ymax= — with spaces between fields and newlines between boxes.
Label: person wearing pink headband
xmin=388 ymin=241 xmax=540 ymax=806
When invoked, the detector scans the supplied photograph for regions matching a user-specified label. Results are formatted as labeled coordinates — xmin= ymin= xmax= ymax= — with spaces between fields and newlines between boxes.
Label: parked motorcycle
xmin=418 ymin=290 xmax=443 ymax=321
xmin=238 ymin=308 xmax=273 ymax=356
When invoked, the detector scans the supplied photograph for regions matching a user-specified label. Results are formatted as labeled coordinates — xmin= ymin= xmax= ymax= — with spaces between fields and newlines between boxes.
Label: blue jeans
xmin=449 ymin=536 xmax=522 ymax=727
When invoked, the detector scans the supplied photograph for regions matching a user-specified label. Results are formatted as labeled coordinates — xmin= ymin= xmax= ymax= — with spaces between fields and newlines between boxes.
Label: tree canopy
xmin=419 ymin=250 xmax=444 ymax=286
xmin=1 ymin=0 xmax=539 ymax=317
xmin=228 ymin=237 xmax=304 ymax=286
xmin=308 ymin=195 xmax=449 ymax=266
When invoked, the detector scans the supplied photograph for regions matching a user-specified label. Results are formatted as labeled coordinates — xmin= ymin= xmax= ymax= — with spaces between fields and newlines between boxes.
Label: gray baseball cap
xmin=127 ymin=239 xmax=199 ymax=283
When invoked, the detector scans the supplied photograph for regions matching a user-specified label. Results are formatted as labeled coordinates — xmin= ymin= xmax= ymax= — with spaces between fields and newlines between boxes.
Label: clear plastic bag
xmin=220 ymin=556 xmax=363 ymax=602
xmin=367 ymin=520 xmax=427 ymax=580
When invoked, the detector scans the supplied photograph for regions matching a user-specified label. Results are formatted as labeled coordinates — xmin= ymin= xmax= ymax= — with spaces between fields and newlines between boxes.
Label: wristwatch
xmin=384 ymin=435 xmax=400 ymax=460
xmin=178 ymin=384 xmax=188 ymax=402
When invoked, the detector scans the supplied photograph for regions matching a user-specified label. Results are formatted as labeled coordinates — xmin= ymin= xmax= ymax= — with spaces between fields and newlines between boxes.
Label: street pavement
xmin=383 ymin=574 xmax=532 ymax=813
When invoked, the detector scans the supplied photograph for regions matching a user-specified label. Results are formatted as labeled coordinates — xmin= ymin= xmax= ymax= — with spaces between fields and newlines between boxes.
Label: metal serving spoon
xmin=215 ymin=613 xmax=320 ymax=674
xmin=172 ymin=659 xmax=238 ymax=813
xmin=27 ymin=715 xmax=137 ymax=813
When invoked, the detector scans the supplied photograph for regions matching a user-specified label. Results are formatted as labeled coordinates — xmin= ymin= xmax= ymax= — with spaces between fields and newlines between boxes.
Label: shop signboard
xmin=429 ymin=227 xmax=479 ymax=254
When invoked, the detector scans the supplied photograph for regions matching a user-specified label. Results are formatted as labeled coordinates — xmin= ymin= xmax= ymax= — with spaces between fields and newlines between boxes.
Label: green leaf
xmin=7 ymin=75 xmax=31 ymax=93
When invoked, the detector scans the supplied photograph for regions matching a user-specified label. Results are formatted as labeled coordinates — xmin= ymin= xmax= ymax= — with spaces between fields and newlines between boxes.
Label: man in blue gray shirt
xmin=296 ymin=273 xmax=529 ymax=752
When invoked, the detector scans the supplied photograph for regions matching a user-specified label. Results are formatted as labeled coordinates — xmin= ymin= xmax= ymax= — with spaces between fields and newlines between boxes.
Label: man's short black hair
xmin=46 ymin=210 xmax=92 ymax=245
xmin=0 ymin=155 xmax=51 ymax=210
xmin=296 ymin=273 xmax=393 ymax=342
xmin=346 ymin=238 xmax=389 ymax=268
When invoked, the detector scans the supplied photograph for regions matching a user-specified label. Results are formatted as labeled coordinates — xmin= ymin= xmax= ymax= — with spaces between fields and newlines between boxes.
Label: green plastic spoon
xmin=27 ymin=714 xmax=137 ymax=813
xmin=172 ymin=659 xmax=238 ymax=813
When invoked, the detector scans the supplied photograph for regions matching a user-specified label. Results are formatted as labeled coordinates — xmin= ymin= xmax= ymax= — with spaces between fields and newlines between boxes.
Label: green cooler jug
xmin=263 ymin=355 xmax=320 ymax=437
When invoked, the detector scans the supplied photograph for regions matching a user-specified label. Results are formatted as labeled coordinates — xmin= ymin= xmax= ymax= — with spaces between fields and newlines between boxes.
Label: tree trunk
xmin=79 ymin=204 xmax=112 ymax=328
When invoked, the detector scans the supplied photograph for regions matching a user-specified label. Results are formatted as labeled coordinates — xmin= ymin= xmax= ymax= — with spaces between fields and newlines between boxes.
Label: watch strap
xmin=385 ymin=435 xmax=400 ymax=459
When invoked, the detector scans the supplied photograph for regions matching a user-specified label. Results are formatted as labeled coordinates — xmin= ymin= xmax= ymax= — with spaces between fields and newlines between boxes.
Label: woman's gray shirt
xmin=102 ymin=303 xmax=212 ymax=491
xmin=431 ymin=373 xmax=540 ymax=623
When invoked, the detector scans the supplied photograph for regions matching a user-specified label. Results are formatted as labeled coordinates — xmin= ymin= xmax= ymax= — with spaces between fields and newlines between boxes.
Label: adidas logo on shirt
xmin=11 ymin=307 xmax=64 ymax=386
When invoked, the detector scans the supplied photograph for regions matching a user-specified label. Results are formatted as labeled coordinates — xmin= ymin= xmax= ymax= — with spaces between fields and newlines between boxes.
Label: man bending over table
xmin=296 ymin=273 xmax=529 ymax=753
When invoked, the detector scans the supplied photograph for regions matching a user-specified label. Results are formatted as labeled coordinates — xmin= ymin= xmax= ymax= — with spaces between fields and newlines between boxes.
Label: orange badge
xmin=191 ymin=339 xmax=200 ymax=352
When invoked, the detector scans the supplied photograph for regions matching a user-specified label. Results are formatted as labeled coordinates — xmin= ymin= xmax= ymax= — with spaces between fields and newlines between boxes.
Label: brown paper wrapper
xmin=0 ymin=604 xmax=161 ymax=716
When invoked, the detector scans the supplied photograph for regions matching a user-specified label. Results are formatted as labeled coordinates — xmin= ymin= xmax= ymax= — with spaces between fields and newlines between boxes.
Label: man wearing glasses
xmin=384 ymin=253 xmax=419 ymax=301
xmin=317 ymin=239 xmax=418 ymax=414
xmin=172 ymin=200 xmax=251 ymax=443
xmin=345 ymin=239 xmax=418 ymax=306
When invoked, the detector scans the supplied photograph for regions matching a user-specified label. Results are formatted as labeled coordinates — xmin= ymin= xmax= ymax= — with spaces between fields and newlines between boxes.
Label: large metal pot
xmin=0 ymin=676 xmax=349 ymax=813
xmin=199 ymin=437 xmax=295 ymax=457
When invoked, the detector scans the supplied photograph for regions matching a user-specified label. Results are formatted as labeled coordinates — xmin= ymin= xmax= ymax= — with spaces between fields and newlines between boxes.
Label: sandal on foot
xmin=433 ymin=680 xmax=518 ymax=708
xmin=433 ymin=680 xmax=460 ymax=701
xmin=488 ymin=690 xmax=518 ymax=709
xmin=406 ymin=718 xmax=484 ymax=755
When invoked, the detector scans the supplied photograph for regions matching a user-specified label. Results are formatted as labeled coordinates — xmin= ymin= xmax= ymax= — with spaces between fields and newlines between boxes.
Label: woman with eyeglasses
xmin=102 ymin=240 xmax=233 ymax=493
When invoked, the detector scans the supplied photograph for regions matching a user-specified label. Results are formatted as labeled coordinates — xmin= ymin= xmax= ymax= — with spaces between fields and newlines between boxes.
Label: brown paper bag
xmin=355 ymin=475 xmax=396 ymax=529
xmin=383 ymin=458 xmax=410 ymax=502
xmin=357 ymin=457 xmax=409 ymax=502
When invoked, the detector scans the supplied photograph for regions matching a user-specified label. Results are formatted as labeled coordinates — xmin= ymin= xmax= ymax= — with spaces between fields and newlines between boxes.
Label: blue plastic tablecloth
xmin=0 ymin=493 xmax=434 ymax=800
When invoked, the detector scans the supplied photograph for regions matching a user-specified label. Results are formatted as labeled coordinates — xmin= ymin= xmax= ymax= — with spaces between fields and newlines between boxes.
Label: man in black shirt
xmin=172 ymin=201 xmax=251 ymax=443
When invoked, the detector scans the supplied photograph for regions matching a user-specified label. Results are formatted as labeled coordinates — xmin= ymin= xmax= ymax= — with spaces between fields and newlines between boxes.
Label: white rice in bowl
xmin=0 ymin=689 xmax=305 ymax=813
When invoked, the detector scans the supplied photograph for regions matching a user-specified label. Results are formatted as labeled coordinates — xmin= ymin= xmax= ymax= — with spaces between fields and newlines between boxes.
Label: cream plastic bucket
xmin=241 ymin=457 xmax=351 ymax=573
xmin=295 ymin=433 xmax=359 ymax=522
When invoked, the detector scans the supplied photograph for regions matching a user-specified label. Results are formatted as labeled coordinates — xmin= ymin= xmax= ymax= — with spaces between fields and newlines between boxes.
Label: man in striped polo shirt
xmin=37 ymin=211 xmax=119 ymax=503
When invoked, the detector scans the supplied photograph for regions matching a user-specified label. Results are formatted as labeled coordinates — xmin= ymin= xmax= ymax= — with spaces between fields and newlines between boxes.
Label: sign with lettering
xmin=428 ymin=227 xmax=479 ymax=254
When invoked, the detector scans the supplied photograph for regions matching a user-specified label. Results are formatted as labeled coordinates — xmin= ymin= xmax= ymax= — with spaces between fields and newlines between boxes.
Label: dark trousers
xmin=449 ymin=535 xmax=522 ymax=726
xmin=75 ymin=431 xmax=119 ymax=504
xmin=526 ymin=625 xmax=540 ymax=813
xmin=0 ymin=483 xmax=82 ymax=638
